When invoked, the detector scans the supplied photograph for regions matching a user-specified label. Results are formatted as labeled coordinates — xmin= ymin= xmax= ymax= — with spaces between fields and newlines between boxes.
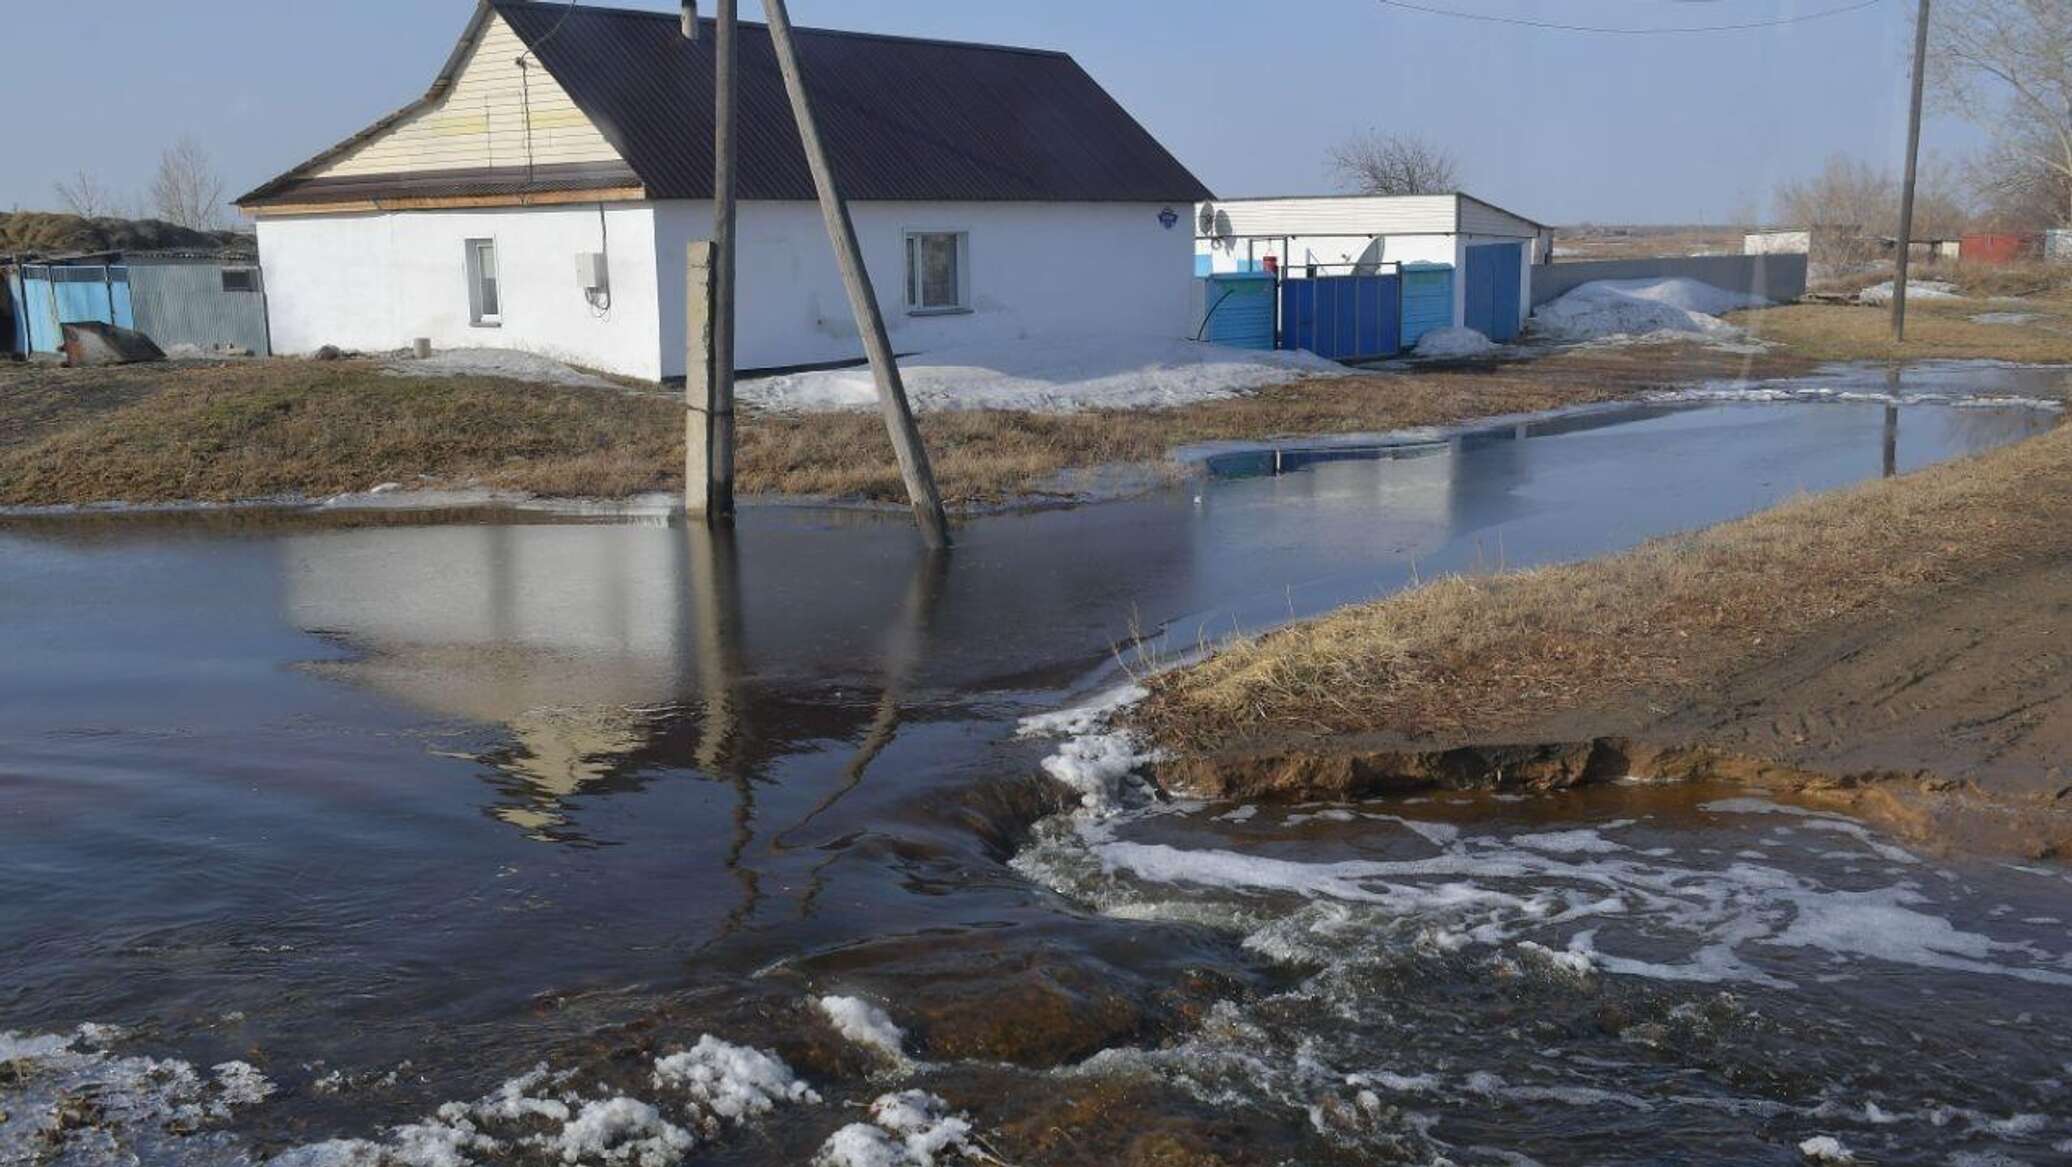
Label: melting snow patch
xmin=1531 ymin=278 xmax=1768 ymax=343
xmin=1413 ymin=327 xmax=1499 ymax=359
xmin=384 ymin=347 xmax=619 ymax=389
xmin=1859 ymin=280 xmax=1959 ymax=304
xmin=738 ymin=336 xmax=1349 ymax=415
xmin=815 ymin=996 xmax=909 ymax=1064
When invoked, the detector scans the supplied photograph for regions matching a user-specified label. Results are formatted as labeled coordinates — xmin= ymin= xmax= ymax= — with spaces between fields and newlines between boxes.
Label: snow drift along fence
xmin=1530 ymin=254 xmax=1807 ymax=309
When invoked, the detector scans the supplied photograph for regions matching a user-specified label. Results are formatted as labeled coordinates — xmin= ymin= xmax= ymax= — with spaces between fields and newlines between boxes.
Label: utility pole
xmin=1892 ymin=0 xmax=1931 ymax=342
xmin=763 ymin=0 xmax=951 ymax=549
xmin=682 ymin=0 xmax=738 ymax=521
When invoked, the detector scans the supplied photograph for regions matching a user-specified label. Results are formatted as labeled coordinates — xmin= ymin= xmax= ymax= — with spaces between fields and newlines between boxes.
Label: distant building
xmin=236 ymin=0 xmax=1212 ymax=381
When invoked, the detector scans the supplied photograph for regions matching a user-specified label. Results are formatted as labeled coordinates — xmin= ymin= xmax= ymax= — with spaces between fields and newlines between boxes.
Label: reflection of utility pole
xmin=1892 ymin=0 xmax=1931 ymax=342
xmin=1883 ymin=405 xmax=1900 ymax=478
xmin=686 ymin=519 xmax=760 ymax=945
xmin=775 ymin=548 xmax=949 ymax=850
xmin=763 ymin=0 xmax=950 ymax=549
xmin=687 ymin=522 xmax=746 ymax=774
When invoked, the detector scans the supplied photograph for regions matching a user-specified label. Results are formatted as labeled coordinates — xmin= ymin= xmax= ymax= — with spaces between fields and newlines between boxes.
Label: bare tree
xmin=53 ymin=170 xmax=116 ymax=219
xmin=1776 ymin=154 xmax=1893 ymax=230
xmin=1327 ymin=131 xmax=1461 ymax=196
xmin=1931 ymin=0 xmax=2072 ymax=226
xmin=150 ymin=136 xmax=227 ymax=231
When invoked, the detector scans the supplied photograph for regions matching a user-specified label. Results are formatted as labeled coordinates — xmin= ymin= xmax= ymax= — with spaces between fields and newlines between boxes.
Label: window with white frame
xmin=904 ymin=231 xmax=968 ymax=314
xmin=465 ymin=238 xmax=501 ymax=325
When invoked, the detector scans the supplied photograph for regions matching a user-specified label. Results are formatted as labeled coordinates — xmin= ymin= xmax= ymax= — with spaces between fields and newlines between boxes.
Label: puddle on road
xmin=0 ymin=395 xmax=2065 ymax=1164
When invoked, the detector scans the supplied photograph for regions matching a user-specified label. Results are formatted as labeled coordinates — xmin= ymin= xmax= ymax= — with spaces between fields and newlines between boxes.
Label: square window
xmin=220 ymin=268 xmax=258 ymax=293
xmin=466 ymin=239 xmax=501 ymax=325
xmin=904 ymin=232 xmax=967 ymax=314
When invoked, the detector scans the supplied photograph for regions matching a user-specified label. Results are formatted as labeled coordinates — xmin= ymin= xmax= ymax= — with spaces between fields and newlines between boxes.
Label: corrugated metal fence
xmin=5 ymin=259 xmax=270 ymax=356
xmin=126 ymin=260 xmax=271 ymax=356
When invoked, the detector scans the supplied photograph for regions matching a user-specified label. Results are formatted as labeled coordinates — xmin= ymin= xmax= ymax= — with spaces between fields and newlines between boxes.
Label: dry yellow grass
xmin=1739 ymin=299 xmax=2072 ymax=364
xmin=0 ymin=345 xmax=1806 ymax=508
xmin=1138 ymin=420 xmax=2072 ymax=753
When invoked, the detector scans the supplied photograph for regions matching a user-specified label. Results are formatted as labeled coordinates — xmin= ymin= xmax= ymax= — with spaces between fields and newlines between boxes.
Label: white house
xmin=1194 ymin=194 xmax=1550 ymax=341
xmin=238 ymin=0 xmax=1212 ymax=381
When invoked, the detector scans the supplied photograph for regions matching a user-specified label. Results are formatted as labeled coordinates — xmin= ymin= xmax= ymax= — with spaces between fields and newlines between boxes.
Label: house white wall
xmin=651 ymin=199 xmax=1195 ymax=376
xmin=257 ymin=203 xmax=666 ymax=380
xmin=258 ymin=197 xmax=1194 ymax=380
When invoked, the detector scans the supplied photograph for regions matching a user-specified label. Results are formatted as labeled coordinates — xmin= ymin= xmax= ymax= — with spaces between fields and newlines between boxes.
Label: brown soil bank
xmin=1138 ymin=418 xmax=2072 ymax=857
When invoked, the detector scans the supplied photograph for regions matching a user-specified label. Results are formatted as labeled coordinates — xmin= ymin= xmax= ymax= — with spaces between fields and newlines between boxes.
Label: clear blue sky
xmin=4 ymin=0 xmax=1979 ymax=225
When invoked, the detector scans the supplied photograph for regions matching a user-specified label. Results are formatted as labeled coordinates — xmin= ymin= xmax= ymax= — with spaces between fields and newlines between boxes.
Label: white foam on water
xmin=1798 ymin=1134 xmax=1856 ymax=1162
xmin=814 ymin=996 xmax=909 ymax=1064
xmin=1017 ymin=687 xmax=1161 ymax=816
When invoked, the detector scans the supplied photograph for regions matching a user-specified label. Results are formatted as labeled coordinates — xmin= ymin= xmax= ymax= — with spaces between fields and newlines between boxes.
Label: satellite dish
xmin=1197 ymin=204 xmax=1218 ymax=237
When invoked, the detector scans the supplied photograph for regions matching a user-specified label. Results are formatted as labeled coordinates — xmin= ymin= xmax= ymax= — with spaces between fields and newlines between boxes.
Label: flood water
xmin=2 ymin=397 xmax=2067 ymax=1166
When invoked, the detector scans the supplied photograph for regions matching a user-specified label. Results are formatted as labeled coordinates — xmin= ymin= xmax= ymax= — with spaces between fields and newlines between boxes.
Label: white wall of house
xmin=257 ymin=203 xmax=666 ymax=380
xmin=258 ymin=197 xmax=1193 ymax=380
xmin=651 ymin=199 xmax=1195 ymax=376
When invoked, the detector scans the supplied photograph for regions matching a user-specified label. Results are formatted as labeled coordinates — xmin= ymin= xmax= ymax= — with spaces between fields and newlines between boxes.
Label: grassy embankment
xmin=1137 ymin=418 xmax=2072 ymax=756
xmin=1737 ymin=261 xmax=2072 ymax=363
xmin=0 ymin=346 xmax=1802 ymax=509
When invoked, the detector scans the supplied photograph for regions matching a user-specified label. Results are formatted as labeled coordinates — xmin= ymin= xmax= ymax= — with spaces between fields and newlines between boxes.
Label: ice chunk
xmin=1798 ymin=1134 xmax=1855 ymax=1162
xmin=815 ymin=996 xmax=908 ymax=1062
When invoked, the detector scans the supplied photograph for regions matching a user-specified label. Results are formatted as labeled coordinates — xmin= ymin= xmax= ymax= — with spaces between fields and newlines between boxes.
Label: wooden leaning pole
xmin=683 ymin=0 xmax=951 ymax=549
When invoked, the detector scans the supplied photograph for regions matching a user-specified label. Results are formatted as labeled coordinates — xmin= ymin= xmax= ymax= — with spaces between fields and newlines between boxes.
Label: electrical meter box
xmin=576 ymin=252 xmax=609 ymax=292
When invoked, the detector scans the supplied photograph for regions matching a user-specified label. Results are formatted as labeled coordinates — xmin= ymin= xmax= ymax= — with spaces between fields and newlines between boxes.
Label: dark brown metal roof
xmin=242 ymin=1 xmax=1210 ymax=208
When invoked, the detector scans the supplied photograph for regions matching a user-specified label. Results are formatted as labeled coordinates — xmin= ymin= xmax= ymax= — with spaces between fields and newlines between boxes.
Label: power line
xmin=1375 ymin=0 xmax=1888 ymax=35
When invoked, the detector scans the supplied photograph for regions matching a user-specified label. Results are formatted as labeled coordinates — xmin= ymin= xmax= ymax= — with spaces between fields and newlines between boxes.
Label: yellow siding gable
xmin=312 ymin=13 xmax=624 ymax=179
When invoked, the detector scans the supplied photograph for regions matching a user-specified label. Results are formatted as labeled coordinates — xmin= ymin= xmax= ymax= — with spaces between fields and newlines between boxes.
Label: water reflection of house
xmin=275 ymin=509 xmax=1200 ymax=841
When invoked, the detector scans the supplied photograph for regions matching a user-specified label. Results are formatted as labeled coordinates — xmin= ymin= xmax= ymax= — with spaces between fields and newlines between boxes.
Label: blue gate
xmin=1195 ymin=272 xmax=1277 ymax=350
xmin=1400 ymin=262 xmax=1455 ymax=348
xmin=1464 ymin=243 xmax=1524 ymax=343
xmin=7 ymin=265 xmax=134 ymax=354
xmin=1279 ymin=274 xmax=1402 ymax=362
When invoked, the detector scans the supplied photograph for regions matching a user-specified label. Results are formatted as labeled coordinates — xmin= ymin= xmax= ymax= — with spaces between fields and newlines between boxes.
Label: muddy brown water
xmin=1 ymin=391 xmax=2068 ymax=1165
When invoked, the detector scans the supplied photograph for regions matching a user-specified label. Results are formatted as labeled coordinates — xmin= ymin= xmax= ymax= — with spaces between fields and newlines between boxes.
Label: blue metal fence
xmin=1279 ymin=273 xmax=1403 ymax=362
xmin=7 ymin=265 xmax=135 ymax=354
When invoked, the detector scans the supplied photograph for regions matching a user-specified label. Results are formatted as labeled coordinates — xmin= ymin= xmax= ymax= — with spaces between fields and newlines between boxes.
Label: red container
xmin=1960 ymin=232 xmax=2039 ymax=265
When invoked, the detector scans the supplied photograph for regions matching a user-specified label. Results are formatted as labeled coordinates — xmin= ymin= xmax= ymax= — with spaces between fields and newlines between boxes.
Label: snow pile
xmin=1859 ymin=280 xmax=1959 ymax=304
xmin=814 ymin=996 xmax=909 ymax=1064
xmin=650 ymin=1035 xmax=822 ymax=1122
xmin=814 ymin=1092 xmax=976 ymax=1167
xmin=385 ymin=347 xmax=618 ymax=389
xmin=1531 ymin=278 xmax=1770 ymax=342
xmin=1413 ymin=327 xmax=1499 ymax=359
xmin=1971 ymin=310 xmax=2039 ymax=325
xmin=546 ymin=1098 xmax=696 ymax=1166
xmin=738 ymin=336 xmax=1348 ymax=415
